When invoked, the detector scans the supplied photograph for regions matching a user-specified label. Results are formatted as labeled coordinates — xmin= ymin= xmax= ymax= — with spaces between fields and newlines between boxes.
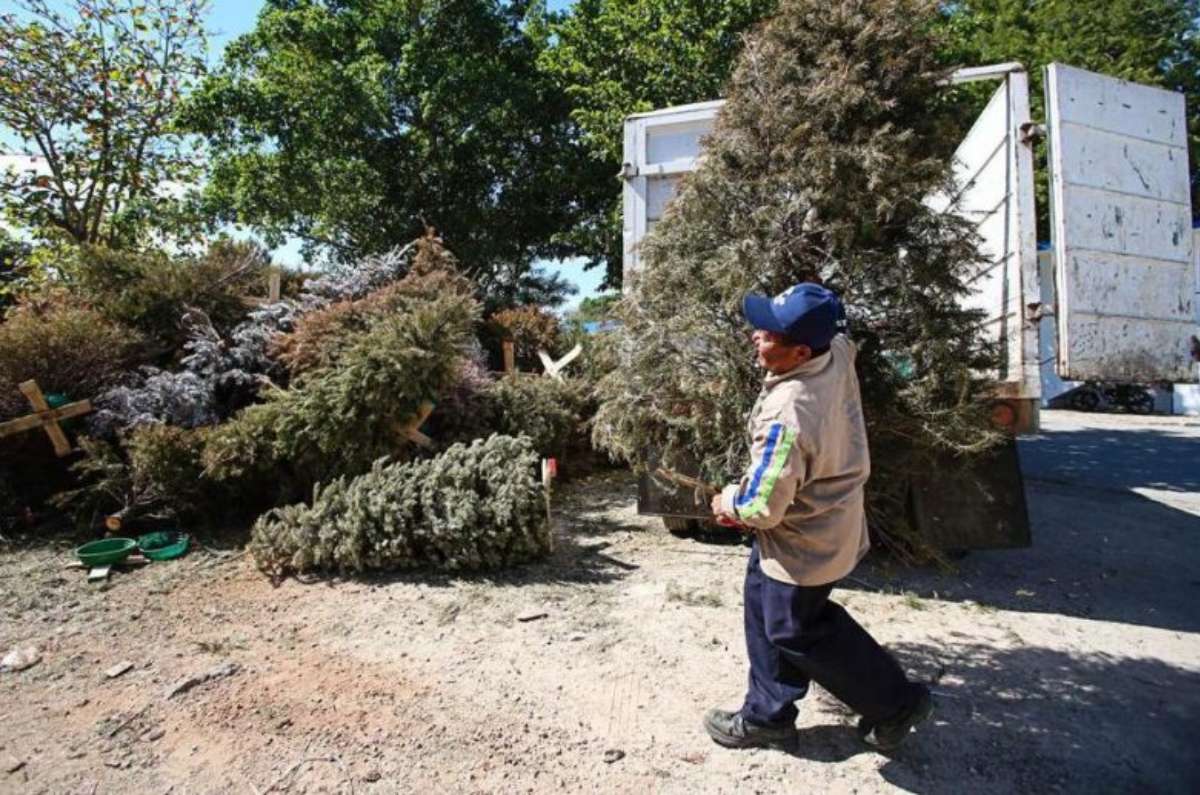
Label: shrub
xmin=429 ymin=371 xmax=598 ymax=478
xmin=52 ymin=426 xmax=213 ymax=525
xmin=50 ymin=437 xmax=132 ymax=524
xmin=0 ymin=231 xmax=35 ymax=315
xmin=0 ymin=300 xmax=144 ymax=420
xmin=89 ymin=369 xmax=221 ymax=439
xmin=87 ymin=301 xmax=302 ymax=438
xmin=125 ymin=425 xmax=212 ymax=515
xmin=483 ymin=375 xmax=593 ymax=463
xmin=273 ymin=260 xmax=475 ymax=377
xmin=299 ymin=241 xmax=417 ymax=302
xmin=561 ymin=322 xmax=621 ymax=388
xmin=67 ymin=242 xmax=273 ymax=357
xmin=419 ymin=344 xmax=498 ymax=444
xmin=270 ymin=297 xmax=369 ymax=376
xmin=249 ymin=435 xmax=551 ymax=578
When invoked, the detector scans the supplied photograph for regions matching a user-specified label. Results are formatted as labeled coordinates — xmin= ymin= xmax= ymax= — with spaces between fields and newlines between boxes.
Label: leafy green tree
xmin=573 ymin=293 xmax=620 ymax=323
xmin=938 ymin=0 xmax=1200 ymax=222
xmin=540 ymin=0 xmax=778 ymax=286
xmin=0 ymin=1 xmax=209 ymax=248
xmin=593 ymin=0 xmax=1000 ymax=557
xmin=184 ymin=0 xmax=606 ymax=305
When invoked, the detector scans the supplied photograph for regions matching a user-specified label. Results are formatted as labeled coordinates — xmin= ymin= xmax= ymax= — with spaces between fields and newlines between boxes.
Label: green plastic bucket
xmin=137 ymin=531 xmax=189 ymax=561
xmin=76 ymin=538 xmax=137 ymax=567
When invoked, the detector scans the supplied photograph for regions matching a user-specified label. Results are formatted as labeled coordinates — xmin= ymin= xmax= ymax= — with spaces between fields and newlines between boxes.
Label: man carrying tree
xmin=705 ymin=283 xmax=933 ymax=751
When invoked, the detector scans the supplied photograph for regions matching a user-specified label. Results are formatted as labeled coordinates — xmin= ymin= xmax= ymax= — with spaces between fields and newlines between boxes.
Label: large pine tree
xmin=593 ymin=0 xmax=1001 ymax=553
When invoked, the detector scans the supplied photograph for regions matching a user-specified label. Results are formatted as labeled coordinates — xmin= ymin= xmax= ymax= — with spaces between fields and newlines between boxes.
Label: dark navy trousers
xmin=740 ymin=542 xmax=918 ymax=726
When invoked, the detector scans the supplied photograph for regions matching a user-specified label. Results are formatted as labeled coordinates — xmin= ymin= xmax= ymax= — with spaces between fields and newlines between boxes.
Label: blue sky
xmin=210 ymin=0 xmax=576 ymax=46
xmin=207 ymin=0 xmax=603 ymax=311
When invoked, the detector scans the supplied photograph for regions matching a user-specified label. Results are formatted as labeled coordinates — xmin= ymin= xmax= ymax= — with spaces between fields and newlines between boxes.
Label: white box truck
xmin=621 ymin=63 xmax=1199 ymax=430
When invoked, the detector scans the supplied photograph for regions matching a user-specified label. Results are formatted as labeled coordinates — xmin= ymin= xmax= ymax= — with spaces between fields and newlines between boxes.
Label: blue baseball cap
xmin=742 ymin=283 xmax=842 ymax=350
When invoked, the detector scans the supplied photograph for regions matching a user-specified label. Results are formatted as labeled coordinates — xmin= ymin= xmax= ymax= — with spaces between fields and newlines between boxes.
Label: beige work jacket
xmin=718 ymin=334 xmax=871 ymax=586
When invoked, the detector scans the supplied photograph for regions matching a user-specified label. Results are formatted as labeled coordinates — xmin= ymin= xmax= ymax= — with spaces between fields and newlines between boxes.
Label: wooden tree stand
xmin=538 ymin=344 xmax=582 ymax=382
xmin=501 ymin=339 xmax=583 ymax=381
xmin=398 ymin=400 xmax=436 ymax=449
xmin=0 ymin=380 xmax=93 ymax=457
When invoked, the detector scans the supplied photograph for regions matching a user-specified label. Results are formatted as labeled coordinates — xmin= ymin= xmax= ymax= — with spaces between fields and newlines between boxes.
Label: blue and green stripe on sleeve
xmin=736 ymin=422 xmax=798 ymax=519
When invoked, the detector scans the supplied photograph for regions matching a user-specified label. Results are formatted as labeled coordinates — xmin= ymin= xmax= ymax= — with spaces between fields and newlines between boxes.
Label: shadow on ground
xmin=777 ymin=642 xmax=1200 ymax=793
xmin=1018 ymin=420 xmax=1200 ymax=494
xmin=848 ymin=418 xmax=1200 ymax=634
xmin=875 ymin=642 xmax=1198 ymax=794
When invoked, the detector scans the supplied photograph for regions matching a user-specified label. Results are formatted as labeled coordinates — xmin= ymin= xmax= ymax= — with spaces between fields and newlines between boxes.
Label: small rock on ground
xmin=1 ymin=647 xmax=41 ymax=672
xmin=105 ymin=661 xmax=134 ymax=679
xmin=164 ymin=661 xmax=240 ymax=699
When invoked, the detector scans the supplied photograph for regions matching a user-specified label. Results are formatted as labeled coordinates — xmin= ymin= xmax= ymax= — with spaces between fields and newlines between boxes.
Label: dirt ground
xmin=2 ymin=410 xmax=1198 ymax=794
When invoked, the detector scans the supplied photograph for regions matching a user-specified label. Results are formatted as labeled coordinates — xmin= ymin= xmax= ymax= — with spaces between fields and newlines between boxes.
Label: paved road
xmin=878 ymin=408 xmax=1200 ymax=634
xmin=857 ymin=408 xmax=1200 ymax=792
xmin=1018 ymin=409 xmax=1200 ymax=516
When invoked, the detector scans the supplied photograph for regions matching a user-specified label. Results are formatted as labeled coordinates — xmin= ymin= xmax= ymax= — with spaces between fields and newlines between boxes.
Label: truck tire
xmin=661 ymin=517 xmax=697 ymax=538
xmin=1126 ymin=391 xmax=1154 ymax=414
xmin=1070 ymin=388 xmax=1100 ymax=412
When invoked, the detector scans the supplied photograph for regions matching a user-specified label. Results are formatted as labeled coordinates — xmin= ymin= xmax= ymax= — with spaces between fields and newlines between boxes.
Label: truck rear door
xmin=928 ymin=66 xmax=1040 ymax=401
xmin=1045 ymin=63 xmax=1196 ymax=382
xmin=621 ymin=101 xmax=721 ymax=287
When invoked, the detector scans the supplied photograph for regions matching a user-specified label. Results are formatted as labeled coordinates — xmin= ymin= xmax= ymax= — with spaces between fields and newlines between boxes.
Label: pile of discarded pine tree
xmin=0 ymin=232 xmax=610 ymax=577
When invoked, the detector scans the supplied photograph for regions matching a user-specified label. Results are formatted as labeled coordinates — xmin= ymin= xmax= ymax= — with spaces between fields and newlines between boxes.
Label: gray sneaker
xmin=857 ymin=686 xmax=935 ymax=750
xmin=703 ymin=708 xmax=798 ymax=750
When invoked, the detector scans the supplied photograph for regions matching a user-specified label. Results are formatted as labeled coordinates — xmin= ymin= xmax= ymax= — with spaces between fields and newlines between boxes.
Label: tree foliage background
xmin=593 ymin=0 xmax=1002 ymax=553
xmin=542 ymin=0 xmax=1199 ymax=288
xmin=938 ymin=0 xmax=1200 ymax=230
xmin=182 ymin=0 xmax=608 ymax=307
xmin=2 ymin=0 xmax=1195 ymax=288
xmin=0 ymin=231 xmax=34 ymax=313
xmin=540 ymin=0 xmax=778 ymax=287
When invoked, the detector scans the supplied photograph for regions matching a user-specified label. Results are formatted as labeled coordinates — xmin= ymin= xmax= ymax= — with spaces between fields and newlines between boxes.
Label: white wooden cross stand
xmin=500 ymin=340 xmax=581 ymax=381
xmin=0 ymin=380 xmax=92 ymax=456
xmin=537 ymin=344 xmax=582 ymax=382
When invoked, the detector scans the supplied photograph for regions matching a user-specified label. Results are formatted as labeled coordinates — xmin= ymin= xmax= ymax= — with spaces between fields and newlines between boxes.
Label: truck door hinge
xmin=1019 ymin=122 xmax=1045 ymax=146
xmin=1025 ymin=302 xmax=1052 ymax=323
